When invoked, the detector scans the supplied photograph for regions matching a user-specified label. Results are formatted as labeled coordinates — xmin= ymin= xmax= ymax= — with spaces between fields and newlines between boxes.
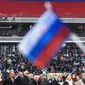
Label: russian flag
xmin=18 ymin=9 xmax=71 ymax=69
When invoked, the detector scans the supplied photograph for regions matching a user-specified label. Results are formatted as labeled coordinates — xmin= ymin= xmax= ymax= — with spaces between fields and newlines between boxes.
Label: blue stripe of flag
xmin=26 ymin=18 xmax=65 ymax=62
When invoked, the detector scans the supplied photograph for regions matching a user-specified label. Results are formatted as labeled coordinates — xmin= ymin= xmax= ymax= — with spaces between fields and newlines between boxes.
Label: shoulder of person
xmin=75 ymin=80 xmax=82 ymax=85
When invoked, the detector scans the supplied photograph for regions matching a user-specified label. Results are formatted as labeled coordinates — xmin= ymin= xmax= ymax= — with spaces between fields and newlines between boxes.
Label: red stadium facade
xmin=0 ymin=2 xmax=85 ymax=18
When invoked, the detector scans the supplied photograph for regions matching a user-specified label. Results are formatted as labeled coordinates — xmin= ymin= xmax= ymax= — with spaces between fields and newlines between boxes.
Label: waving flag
xmin=18 ymin=8 xmax=71 ymax=69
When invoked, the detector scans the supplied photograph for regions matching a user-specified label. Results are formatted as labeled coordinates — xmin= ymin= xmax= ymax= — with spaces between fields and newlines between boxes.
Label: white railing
xmin=0 ymin=36 xmax=85 ymax=43
xmin=0 ymin=17 xmax=85 ymax=23
xmin=0 ymin=37 xmax=22 ymax=43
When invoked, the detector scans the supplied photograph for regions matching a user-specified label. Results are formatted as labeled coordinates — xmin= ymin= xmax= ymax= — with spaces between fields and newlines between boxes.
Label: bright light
xmin=30 ymin=25 xmax=32 ymax=28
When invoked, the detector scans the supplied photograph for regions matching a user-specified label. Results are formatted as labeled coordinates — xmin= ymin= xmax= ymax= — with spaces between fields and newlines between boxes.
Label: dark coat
xmin=22 ymin=76 xmax=30 ymax=85
xmin=15 ymin=76 xmax=24 ymax=85
xmin=29 ymin=78 xmax=35 ymax=85
xmin=39 ymin=78 xmax=48 ymax=85
xmin=62 ymin=76 xmax=67 ymax=82
xmin=3 ymin=77 xmax=15 ymax=85
xmin=32 ymin=79 xmax=41 ymax=85
xmin=63 ymin=82 xmax=69 ymax=85
xmin=48 ymin=79 xmax=60 ymax=85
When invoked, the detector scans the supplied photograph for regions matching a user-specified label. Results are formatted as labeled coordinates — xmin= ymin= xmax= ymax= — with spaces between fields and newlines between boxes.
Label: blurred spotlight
xmin=3 ymin=33 xmax=5 ymax=35
xmin=10 ymin=26 xmax=12 ymax=28
xmin=62 ymin=43 xmax=66 ymax=47
xmin=29 ymin=25 xmax=32 ymax=28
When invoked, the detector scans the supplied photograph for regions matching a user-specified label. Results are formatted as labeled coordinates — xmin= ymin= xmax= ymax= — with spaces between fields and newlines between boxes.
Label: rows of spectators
xmin=0 ymin=69 xmax=85 ymax=85
xmin=0 ymin=43 xmax=85 ymax=74
xmin=47 ymin=43 xmax=85 ymax=73
xmin=0 ymin=43 xmax=84 ymax=85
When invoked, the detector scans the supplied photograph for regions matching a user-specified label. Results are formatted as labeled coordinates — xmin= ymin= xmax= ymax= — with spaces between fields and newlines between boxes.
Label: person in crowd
xmin=15 ymin=72 xmax=24 ymax=85
xmin=0 ymin=70 xmax=3 ymax=85
xmin=76 ymin=75 xmax=80 ymax=81
xmin=75 ymin=70 xmax=85 ymax=85
xmin=39 ymin=74 xmax=48 ymax=85
xmin=48 ymin=74 xmax=60 ymax=85
xmin=71 ymin=73 xmax=77 ymax=85
xmin=32 ymin=75 xmax=41 ymax=85
xmin=73 ymin=75 xmax=81 ymax=85
xmin=64 ymin=75 xmax=73 ymax=85
xmin=28 ymin=74 xmax=34 ymax=85
xmin=3 ymin=70 xmax=15 ymax=85
xmin=62 ymin=72 xmax=68 ymax=82
xmin=57 ymin=74 xmax=63 ymax=85
xmin=23 ymin=70 xmax=31 ymax=85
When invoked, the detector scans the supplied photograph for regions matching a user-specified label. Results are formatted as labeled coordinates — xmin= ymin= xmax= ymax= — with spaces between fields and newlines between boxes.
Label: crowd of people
xmin=0 ymin=43 xmax=84 ymax=85
xmin=47 ymin=43 xmax=85 ymax=73
xmin=0 ymin=43 xmax=84 ymax=73
xmin=0 ymin=70 xmax=85 ymax=85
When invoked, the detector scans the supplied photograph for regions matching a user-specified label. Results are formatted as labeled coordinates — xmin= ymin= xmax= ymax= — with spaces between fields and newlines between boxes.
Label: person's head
xmin=18 ymin=72 xmax=23 ymax=78
xmin=66 ymin=75 xmax=72 ymax=81
xmin=63 ymin=72 xmax=67 ymax=77
xmin=40 ymin=74 xmax=45 ymax=79
xmin=28 ymin=74 xmax=33 ymax=79
xmin=57 ymin=74 xmax=62 ymax=81
xmin=69 ymin=52 xmax=73 ymax=56
xmin=81 ymin=70 xmax=85 ymax=79
xmin=9 ymin=71 xmax=15 ymax=78
xmin=34 ymin=75 xmax=40 ymax=81
xmin=24 ymin=71 xmax=29 ymax=77
xmin=71 ymin=73 xmax=77 ymax=82
xmin=49 ymin=74 xmax=55 ymax=80
xmin=76 ymin=75 xmax=80 ymax=81
xmin=71 ymin=73 xmax=76 ymax=79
